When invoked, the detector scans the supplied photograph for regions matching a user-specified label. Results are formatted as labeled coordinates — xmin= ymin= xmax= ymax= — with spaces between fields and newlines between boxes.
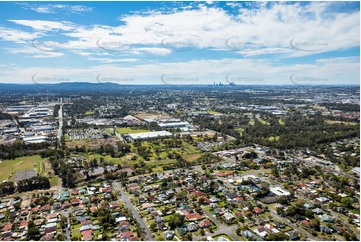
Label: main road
xmin=57 ymin=103 xmax=63 ymax=147
xmin=113 ymin=182 xmax=154 ymax=241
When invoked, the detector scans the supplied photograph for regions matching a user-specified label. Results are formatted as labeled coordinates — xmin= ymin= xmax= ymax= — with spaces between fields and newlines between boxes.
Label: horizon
xmin=0 ymin=81 xmax=360 ymax=87
xmin=0 ymin=1 xmax=360 ymax=85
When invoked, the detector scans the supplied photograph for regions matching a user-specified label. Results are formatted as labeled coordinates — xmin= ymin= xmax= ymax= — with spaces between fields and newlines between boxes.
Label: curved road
xmin=202 ymin=208 xmax=240 ymax=241
xmin=113 ymin=182 xmax=154 ymax=241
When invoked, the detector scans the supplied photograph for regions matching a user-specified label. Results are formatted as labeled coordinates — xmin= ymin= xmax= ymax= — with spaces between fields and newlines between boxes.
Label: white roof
xmin=23 ymin=136 xmax=48 ymax=143
xmin=127 ymin=131 xmax=172 ymax=140
xmin=158 ymin=122 xmax=189 ymax=127
xmin=270 ymin=186 xmax=291 ymax=196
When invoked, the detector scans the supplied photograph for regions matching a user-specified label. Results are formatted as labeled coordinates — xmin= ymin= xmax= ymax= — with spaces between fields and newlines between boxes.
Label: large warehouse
xmin=125 ymin=131 xmax=172 ymax=142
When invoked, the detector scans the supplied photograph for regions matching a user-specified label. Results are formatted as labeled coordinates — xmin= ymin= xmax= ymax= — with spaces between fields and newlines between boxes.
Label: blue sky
xmin=0 ymin=1 xmax=359 ymax=85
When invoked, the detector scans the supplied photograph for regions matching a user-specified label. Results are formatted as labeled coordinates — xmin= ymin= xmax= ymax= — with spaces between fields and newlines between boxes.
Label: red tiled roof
xmin=32 ymin=207 xmax=40 ymax=213
xmin=46 ymin=213 xmax=57 ymax=220
xmin=301 ymin=220 xmax=311 ymax=227
xmin=200 ymin=219 xmax=211 ymax=228
xmin=41 ymin=204 xmax=51 ymax=211
xmin=71 ymin=190 xmax=79 ymax=195
xmin=81 ymin=230 xmax=93 ymax=237
xmin=122 ymin=231 xmax=134 ymax=238
xmin=185 ymin=212 xmax=202 ymax=221
xmin=62 ymin=202 xmax=71 ymax=209
xmin=128 ymin=236 xmax=138 ymax=241
xmin=19 ymin=221 xmax=29 ymax=228
xmin=2 ymin=224 xmax=12 ymax=231
xmin=192 ymin=191 xmax=205 ymax=197
xmin=119 ymin=221 xmax=129 ymax=226
xmin=253 ymin=207 xmax=264 ymax=214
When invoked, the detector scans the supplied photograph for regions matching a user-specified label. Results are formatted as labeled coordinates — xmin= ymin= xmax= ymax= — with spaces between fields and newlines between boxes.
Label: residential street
xmin=202 ymin=208 xmax=240 ymax=241
xmin=113 ymin=182 xmax=154 ymax=241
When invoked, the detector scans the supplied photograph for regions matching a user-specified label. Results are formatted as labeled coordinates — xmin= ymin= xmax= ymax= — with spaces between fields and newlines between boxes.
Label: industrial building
xmin=125 ymin=131 xmax=172 ymax=142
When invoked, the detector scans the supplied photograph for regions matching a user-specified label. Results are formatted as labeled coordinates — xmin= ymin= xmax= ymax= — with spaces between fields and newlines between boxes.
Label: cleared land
xmin=66 ymin=137 xmax=119 ymax=149
xmin=132 ymin=112 xmax=170 ymax=120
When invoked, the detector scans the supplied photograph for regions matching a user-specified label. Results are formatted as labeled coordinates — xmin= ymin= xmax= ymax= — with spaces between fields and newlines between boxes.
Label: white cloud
xmin=0 ymin=57 xmax=358 ymax=85
xmin=8 ymin=20 xmax=75 ymax=31
xmin=17 ymin=3 xmax=93 ymax=14
xmin=1 ymin=2 xmax=359 ymax=58
xmin=0 ymin=27 xmax=42 ymax=43
xmin=89 ymin=57 xmax=139 ymax=63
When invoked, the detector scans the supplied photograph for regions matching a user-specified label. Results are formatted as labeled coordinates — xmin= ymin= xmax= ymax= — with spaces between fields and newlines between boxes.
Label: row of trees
xmin=0 ymin=140 xmax=52 ymax=160
xmin=0 ymin=176 xmax=50 ymax=196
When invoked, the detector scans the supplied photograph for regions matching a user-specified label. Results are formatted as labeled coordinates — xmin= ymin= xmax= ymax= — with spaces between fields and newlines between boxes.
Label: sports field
xmin=0 ymin=155 xmax=43 ymax=182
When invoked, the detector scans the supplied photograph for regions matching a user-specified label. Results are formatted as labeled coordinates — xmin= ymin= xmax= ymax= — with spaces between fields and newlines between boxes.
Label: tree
xmin=168 ymin=213 xmax=185 ymax=230
xmin=28 ymin=227 xmax=41 ymax=240
xmin=310 ymin=218 xmax=320 ymax=231
xmin=266 ymin=232 xmax=289 ymax=241
xmin=0 ymin=181 xmax=16 ymax=196
xmin=150 ymin=222 xmax=157 ymax=232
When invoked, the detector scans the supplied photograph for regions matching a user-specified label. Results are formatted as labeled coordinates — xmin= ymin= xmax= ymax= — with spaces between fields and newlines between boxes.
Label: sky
xmin=0 ymin=1 xmax=359 ymax=85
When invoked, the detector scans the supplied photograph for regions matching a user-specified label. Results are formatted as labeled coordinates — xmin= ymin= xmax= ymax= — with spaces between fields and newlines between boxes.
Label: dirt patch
xmin=132 ymin=112 xmax=171 ymax=121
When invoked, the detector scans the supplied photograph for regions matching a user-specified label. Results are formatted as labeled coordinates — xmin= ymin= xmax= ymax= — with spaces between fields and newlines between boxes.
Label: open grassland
xmin=325 ymin=120 xmax=358 ymax=126
xmin=115 ymin=127 xmax=150 ymax=134
xmin=0 ymin=155 xmax=43 ymax=182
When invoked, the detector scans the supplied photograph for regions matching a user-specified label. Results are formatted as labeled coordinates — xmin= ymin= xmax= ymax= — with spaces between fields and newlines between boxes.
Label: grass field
xmin=115 ymin=127 xmax=150 ymax=134
xmin=64 ymin=134 xmax=70 ymax=142
xmin=268 ymin=136 xmax=280 ymax=141
xmin=325 ymin=120 xmax=358 ymax=126
xmin=208 ymin=110 xmax=223 ymax=115
xmin=0 ymin=155 xmax=44 ymax=182
xmin=258 ymin=117 xmax=270 ymax=125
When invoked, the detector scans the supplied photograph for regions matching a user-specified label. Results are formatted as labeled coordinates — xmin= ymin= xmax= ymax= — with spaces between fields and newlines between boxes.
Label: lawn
xmin=49 ymin=174 xmax=58 ymax=187
xmin=64 ymin=134 xmax=70 ymax=142
xmin=268 ymin=136 xmax=280 ymax=141
xmin=208 ymin=110 xmax=223 ymax=115
xmin=152 ymin=166 xmax=164 ymax=172
xmin=258 ymin=118 xmax=270 ymax=125
xmin=213 ymin=234 xmax=233 ymax=241
xmin=325 ymin=120 xmax=358 ymax=126
xmin=82 ymin=153 xmax=124 ymax=164
xmin=0 ymin=155 xmax=44 ymax=182
xmin=115 ymin=127 xmax=150 ymax=134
